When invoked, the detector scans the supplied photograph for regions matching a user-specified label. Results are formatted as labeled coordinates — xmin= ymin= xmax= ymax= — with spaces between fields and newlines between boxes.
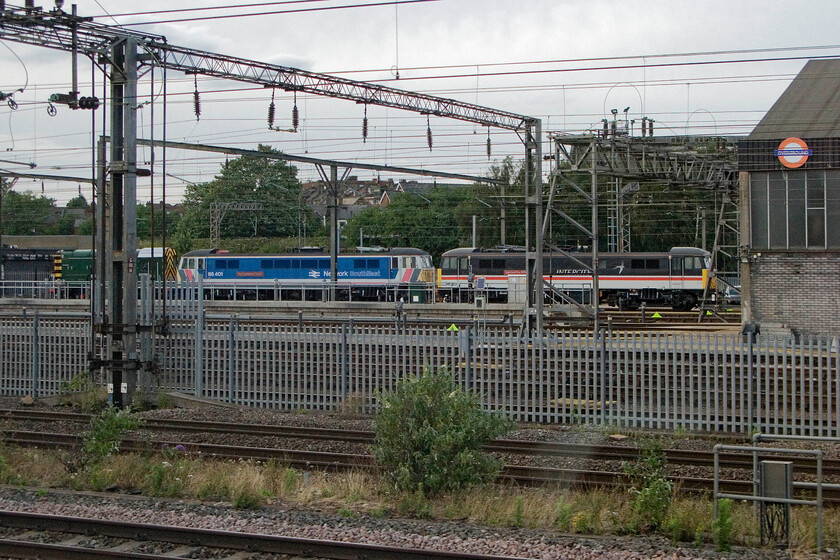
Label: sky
xmin=0 ymin=0 xmax=839 ymax=205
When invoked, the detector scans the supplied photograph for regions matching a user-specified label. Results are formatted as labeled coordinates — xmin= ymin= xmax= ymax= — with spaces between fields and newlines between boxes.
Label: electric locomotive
xmin=178 ymin=247 xmax=436 ymax=302
xmin=438 ymin=246 xmax=713 ymax=310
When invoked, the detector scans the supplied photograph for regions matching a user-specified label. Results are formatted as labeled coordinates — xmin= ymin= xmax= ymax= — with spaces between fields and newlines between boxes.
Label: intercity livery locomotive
xmin=178 ymin=247 xmax=435 ymax=302
xmin=438 ymin=246 xmax=713 ymax=310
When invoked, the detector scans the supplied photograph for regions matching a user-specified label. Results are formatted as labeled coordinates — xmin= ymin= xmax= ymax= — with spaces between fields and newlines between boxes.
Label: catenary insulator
xmin=426 ymin=116 xmax=432 ymax=151
xmin=268 ymin=101 xmax=276 ymax=128
xmin=292 ymin=104 xmax=299 ymax=131
xmin=362 ymin=104 xmax=368 ymax=143
xmin=192 ymin=76 xmax=200 ymax=121
xmin=486 ymin=128 xmax=491 ymax=159
xmin=648 ymin=118 xmax=654 ymax=137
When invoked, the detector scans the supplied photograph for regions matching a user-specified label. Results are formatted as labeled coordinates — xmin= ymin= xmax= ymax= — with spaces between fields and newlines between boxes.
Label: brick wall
xmin=749 ymin=252 xmax=840 ymax=336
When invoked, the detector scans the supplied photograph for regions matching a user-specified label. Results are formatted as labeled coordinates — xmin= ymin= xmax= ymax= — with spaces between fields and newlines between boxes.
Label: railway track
xmin=2 ymin=408 xmax=839 ymax=503
xmin=0 ymin=509 xmax=523 ymax=560
xmin=2 ymin=408 xmax=837 ymax=476
xmin=0 ymin=428 xmax=777 ymax=499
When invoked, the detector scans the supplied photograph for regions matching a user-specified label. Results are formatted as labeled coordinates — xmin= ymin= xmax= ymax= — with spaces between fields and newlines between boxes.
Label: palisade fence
xmin=0 ymin=280 xmax=838 ymax=436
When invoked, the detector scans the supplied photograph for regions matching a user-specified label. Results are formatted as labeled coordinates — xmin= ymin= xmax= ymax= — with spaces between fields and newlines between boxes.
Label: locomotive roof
xmin=441 ymin=247 xmax=709 ymax=257
xmin=182 ymin=247 xmax=429 ymax=258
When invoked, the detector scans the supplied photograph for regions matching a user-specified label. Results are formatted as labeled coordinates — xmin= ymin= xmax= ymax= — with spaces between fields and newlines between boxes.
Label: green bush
xmin=58 ymin=372 xmax=108 ymax=414
xmin=555 ymin=498 xmax=575 ymax=531
xmin=372 ymin=367 xmax=512 ymax=497
xmin=622 ymin=438 xmax=672 ymax=532
xmin=82 ymin=407 xmax=144 ymax=465
xmin=712 ymin=498 xmax=734 ymax=552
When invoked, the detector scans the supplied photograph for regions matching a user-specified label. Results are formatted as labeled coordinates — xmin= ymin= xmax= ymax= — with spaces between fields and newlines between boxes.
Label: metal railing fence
xmin=1 ymin=301 xmax=838 ymax=436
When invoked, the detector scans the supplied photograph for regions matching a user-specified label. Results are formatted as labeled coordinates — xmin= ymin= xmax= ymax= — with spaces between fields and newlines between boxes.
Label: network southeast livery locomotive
xmin=439 ymin=246 xmax=714 ymax=311
xmin=178 ymin=247 xmax=436 ymax=302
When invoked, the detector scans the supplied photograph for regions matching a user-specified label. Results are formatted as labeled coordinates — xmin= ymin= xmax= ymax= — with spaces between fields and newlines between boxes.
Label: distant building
xmin=301 ymin=176 xmax=447 ymax=226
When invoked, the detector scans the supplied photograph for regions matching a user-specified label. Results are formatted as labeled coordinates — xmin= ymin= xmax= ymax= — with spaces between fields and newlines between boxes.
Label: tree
xmin=66 ymin=194 xmax=89 ymax=210
xmin=175 ymin=145 xmax=317 ymax=242
xmin=0 ymin=190 xmax=54 ymax=235
xmin=137 ymin=202 xmax=181 ymax=242
xmin=344 ymin=184 xmax=507 ymax=262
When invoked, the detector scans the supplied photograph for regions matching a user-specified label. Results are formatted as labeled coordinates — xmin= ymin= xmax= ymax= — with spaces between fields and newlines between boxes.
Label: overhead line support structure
xmin=0 ymin=3 xmax=546 ymax=407
xmin=548 ymin=132 xmax=739 ymax=324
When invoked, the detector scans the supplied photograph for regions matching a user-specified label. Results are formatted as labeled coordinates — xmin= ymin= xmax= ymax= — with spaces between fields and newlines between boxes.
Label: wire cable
xmin=114 ymin=0 xmax=440 ymax=27
xmin=104 ymin=0 xmax=334 ymax=18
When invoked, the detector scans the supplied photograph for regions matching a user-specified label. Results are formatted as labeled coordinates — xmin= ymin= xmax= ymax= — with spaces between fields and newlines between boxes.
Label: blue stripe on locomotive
xmin=203 ymin=255 xmax=391 ymax=281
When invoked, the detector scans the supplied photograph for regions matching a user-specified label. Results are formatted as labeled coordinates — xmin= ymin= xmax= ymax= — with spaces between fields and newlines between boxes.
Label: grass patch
xmin=0 ymin=445 xmax=836 ymax=552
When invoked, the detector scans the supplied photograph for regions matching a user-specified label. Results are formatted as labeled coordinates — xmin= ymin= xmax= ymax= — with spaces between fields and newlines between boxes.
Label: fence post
xmin=464 ymin=324 xmax=472 ymax=390
xmin=194 ymin=298 xmax=205 ymax=398
xmin=341 ymin=322 xmax=349 ymax=399
xmin=600 ymin=327 xmax=607 ymax=425
xmin=228 ymin=314 xmax=238 ymax=403
xmin=31 ymin=311 xmax=40 ymax=398
xmin=748 ymin=330 xmax=755 ymax=434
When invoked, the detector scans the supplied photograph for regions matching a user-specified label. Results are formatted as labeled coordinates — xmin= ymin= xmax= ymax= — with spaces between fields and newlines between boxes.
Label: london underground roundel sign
xmin=774 ymin=137 xmax=811 ymax=168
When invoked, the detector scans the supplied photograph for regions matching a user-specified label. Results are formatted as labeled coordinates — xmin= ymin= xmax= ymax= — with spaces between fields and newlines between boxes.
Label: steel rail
xmin=4 ymin=428 xmax=840 ymax=502
xmin=0 ymin=510 xmax=530 ymax=560
xmin=1 ymin=410 xmax=837 ymax=475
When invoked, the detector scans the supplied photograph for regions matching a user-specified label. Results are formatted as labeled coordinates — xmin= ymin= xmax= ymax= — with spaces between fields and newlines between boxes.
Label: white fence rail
xmin=1 ymin=302 xmax=838 ymax=436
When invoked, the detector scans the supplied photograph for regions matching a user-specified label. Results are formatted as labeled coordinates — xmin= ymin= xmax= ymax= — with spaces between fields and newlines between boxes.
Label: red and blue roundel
xmin=774 ymin=137 xmax=811 ymax=169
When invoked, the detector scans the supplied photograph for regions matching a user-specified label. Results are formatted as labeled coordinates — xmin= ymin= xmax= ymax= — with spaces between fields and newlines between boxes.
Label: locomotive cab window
xmin=197 ymin=258 xmax=205 ymax=271
xmin=683 ymin=257 xmax=703 ymax=271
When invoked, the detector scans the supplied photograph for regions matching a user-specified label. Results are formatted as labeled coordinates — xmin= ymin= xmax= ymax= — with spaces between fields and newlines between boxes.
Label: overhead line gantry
xmin=0 ymin=2 xmax=546 ymax=408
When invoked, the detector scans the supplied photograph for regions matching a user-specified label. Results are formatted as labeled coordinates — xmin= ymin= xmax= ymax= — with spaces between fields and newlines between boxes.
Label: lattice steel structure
xmin=0 ymin=2 xmax=546 ymax=405
xmin=209 ymin=202 xmax=262 ymax=248
xmin=548 ymin=132 xmax=740 ymax=328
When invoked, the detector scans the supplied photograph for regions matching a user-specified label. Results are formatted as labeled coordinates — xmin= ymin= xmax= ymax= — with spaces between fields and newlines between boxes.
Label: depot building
xmin=738 ymin=59 xmax=840 ymax=336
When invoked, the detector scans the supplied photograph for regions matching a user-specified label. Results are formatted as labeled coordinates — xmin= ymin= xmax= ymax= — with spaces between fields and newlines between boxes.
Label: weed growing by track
xmin=0 ymin=445 xmax=836 ymax=551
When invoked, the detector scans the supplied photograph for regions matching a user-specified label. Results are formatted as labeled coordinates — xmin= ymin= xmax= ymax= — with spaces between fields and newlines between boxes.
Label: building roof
xmin=749 ymin=59 xmax=840 ymax=140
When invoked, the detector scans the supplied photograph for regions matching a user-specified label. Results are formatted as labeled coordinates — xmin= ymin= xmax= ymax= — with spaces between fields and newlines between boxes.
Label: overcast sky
xmin=1 ymin=0 xmax=839 ymax=204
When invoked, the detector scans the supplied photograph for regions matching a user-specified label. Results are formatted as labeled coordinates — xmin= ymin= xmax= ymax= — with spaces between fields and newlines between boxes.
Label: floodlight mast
xmin=0 ymin=3 xmax=548 ymax=406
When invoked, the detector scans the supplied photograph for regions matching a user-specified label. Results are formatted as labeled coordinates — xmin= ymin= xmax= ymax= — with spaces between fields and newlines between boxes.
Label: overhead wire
xmin=112 ymin=0 xmax=441 ymax=27
xmin=105 ymin=0 xmax=336 ymax=18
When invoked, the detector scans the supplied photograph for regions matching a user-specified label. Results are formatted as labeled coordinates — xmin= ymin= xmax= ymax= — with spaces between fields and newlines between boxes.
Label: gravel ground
xmin=0 ymin=487 xmax=805 ymax=560
xmin=0 ymin=396 xmax=835 ymax=559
